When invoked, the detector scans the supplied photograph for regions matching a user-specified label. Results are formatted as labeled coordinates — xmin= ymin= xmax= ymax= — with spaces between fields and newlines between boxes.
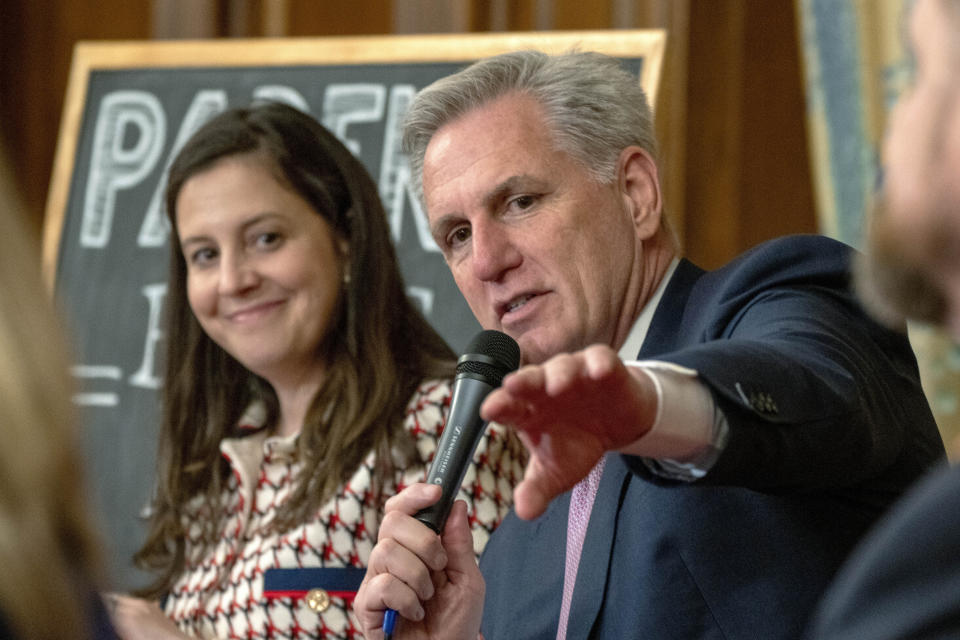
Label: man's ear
xmin=617 ymin=146 xmax=663 ymax=240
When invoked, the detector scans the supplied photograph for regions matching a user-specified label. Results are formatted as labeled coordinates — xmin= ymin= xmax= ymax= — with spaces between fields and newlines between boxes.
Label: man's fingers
xmin=540 ymin=353 xmax=583 ymax=396
xmin=357 ymin=490 xmax=448 ymax=637
xmin=379 ymin=509 xmax=448 ymax=568
xmin=482 ymin=351 xmax=601 ymax=425
xmin=513 ymin=476 xmax=551 ymax=521
xmin=359 ymin=481 xmax=451 ymax=631
xmin=378 ymin=484 xmax=449 ymax=568
xmin=440 ymin=501 xmax=481 ymax=576
xmin=383 ymin=482 xmax=443 ymax=516
xmin=581 ymin=344 xmax=621 ymax=379
xmin=356 ymin=572 xmax=426 ymax=632
xmin=480 ymin=386 xmax=532 ymax=427
xmin=501 ymin=364 xmax=546 ymax=395
xmin=367 ymin=534 xmax=440 ymax=601
xmin=512 ymin=451 xmax=567 ymax=521
xmin=370 ymin=573 xmax=427 ymax=622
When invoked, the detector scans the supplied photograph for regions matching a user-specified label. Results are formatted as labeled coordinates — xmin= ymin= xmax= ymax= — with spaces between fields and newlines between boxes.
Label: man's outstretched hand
xmin=480 ymin=344 xmax=659 ymax=520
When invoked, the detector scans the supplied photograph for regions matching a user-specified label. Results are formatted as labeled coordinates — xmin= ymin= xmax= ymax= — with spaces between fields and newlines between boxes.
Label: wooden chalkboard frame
xmin=43 ymin=30 xmax=665 ymax=284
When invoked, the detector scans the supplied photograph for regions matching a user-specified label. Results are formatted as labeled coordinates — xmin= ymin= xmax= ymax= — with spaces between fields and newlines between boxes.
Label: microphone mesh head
xmin=456 ymin=330 xmax=521 ymax=386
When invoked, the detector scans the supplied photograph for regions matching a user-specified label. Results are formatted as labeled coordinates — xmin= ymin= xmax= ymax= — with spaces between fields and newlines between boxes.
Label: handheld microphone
xmin=381 ymin=329 xmax=519 ymax=639
xmin=414 ymin=329 xmax=520 ymax=533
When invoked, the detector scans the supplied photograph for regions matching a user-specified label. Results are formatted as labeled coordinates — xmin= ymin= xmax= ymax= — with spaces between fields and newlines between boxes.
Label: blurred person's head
xmin=0 ymin=153 xmax=104 ymax=639
xmin=855 ymin=0 xmax=960 ymax=335
xmin=403 ymin=50 xmax=676 ymax=364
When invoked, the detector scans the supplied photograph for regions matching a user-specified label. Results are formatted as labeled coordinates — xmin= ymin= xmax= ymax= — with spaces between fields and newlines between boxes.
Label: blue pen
xmin=383 ymin=607 xmax=397 ymax=639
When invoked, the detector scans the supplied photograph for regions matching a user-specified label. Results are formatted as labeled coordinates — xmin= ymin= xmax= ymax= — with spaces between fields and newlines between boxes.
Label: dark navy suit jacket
xmin=479 ymin=235 xmax=944 ymax=640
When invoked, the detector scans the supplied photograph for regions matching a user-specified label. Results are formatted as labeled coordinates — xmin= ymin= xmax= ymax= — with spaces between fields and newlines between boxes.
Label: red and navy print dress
xmin=163 ymin=378 xmax=524 ymax=639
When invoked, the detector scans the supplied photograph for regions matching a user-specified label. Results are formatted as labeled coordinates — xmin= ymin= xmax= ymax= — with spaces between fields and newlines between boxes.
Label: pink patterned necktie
xmin=555 ymin=457 xmax=606 ymax=640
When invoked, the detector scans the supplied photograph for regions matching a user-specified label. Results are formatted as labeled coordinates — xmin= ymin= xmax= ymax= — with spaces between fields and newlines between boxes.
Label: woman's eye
xmin=189 ymin=247 xmax=217 ymax=266
xmin=255 ymin=231 xmax=281 ymax=248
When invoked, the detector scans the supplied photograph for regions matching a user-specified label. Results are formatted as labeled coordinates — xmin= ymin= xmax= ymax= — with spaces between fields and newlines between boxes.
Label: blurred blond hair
xmin=0 ymin=146 xmax=103 ymax=639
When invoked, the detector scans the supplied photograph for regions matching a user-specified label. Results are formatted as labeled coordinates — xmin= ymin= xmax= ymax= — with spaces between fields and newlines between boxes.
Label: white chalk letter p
xmin=81 ymin=91 xmax=165 ymax=248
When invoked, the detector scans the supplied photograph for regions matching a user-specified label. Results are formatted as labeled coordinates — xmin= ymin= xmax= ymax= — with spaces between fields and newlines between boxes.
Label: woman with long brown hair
xmin=108 ymin=103 xmax=523 ymax=639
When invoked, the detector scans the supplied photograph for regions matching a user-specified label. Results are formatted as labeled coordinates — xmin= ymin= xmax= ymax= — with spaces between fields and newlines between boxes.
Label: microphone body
xmin=415 ymin=373 xmax=496 ymax=532
xmin=415 ymin=329 xmax=519 ymax=533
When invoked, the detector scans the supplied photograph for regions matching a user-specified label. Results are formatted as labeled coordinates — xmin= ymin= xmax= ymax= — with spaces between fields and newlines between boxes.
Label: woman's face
xmin=175 ymin=154 xmax=345 ymax=387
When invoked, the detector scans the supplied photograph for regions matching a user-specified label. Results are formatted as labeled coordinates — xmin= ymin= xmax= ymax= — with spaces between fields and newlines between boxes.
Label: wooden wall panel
xmin=1 ymin=0 xmax=815 ymax=269
xmin=738 ymin=0 xmax=816 ymax=252
xmin=684 ymin=0 xmax=747 ymax=268
xmin=153 ymin=0 xmax=219 ymax=38
xmin=1 ymin=1 xmax=151 ymax=234
xmin=468 ymin=0 xmax=539 ymax=31
xmin=683 ymin=0 xmax=815 ymax=268
xmin=393 ymin=0 xmax=471 ymax=33
xmin=286 ymin=0 xmax=392 ymax=36
xmin=504 ymin=1 xmax=538 ymax=31
xmin=552 ymin=0 xmax=613 ymax=29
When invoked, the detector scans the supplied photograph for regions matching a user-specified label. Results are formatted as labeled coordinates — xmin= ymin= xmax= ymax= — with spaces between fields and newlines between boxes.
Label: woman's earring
xmin=339 ymin=238 xmax=351 ymax=285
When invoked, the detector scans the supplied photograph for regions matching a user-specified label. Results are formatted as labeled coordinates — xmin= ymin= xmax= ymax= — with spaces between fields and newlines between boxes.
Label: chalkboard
xmin=43 ymin=31 xmax=665 ymax=589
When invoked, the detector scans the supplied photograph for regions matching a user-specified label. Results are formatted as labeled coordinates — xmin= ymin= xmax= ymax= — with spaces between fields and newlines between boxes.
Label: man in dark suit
xmin=354 ymin=49 xmax=944 ymax=639
xmin=806 ymin=0 xmax=960 ymax=638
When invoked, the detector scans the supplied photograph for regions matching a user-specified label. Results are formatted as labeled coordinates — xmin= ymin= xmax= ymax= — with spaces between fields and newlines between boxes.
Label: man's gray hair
xmin=402 ymin=49 xmax=658 ymax=203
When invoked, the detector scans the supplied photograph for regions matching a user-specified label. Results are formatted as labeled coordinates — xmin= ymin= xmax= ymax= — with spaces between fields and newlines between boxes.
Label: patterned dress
xmin=164 ymin=378 xmax=524 ymax=639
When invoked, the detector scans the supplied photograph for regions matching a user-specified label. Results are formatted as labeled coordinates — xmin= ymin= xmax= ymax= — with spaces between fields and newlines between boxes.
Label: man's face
xmin=858 ymin=0 xmax=960 ymax=333
xmin=421 ymin=93 xmax=657 ymax=364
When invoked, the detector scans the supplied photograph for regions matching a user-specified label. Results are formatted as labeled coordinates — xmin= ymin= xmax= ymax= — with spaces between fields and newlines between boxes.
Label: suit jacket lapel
xmin=563 ymin=260 xmax=704 ymax=637
xmin=639 ymin=258 xmax=702 ymax=359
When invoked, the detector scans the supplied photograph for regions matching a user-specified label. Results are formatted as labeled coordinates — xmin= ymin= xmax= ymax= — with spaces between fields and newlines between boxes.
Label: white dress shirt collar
xmin=617 ymin=258 xmax=681 ymax=361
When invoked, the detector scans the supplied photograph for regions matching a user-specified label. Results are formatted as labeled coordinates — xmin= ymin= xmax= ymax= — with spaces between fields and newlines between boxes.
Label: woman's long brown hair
xmin=134 ymin=103 xmax=456 ymax=598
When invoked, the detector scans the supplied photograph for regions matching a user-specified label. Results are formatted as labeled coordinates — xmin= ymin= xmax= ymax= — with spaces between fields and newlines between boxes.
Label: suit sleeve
xmin=625 ymin=236 xmax=943 ymax=495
